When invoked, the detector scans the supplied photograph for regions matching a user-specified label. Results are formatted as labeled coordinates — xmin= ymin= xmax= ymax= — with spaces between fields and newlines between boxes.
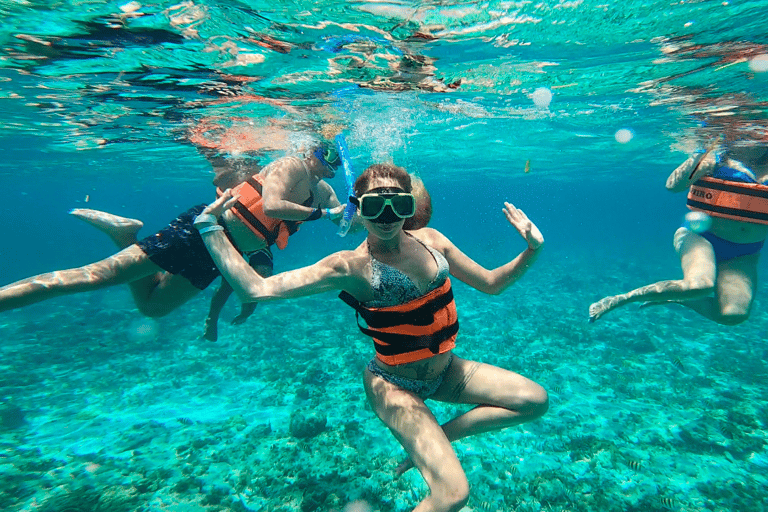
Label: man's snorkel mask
xmin=313 ymin=145 xmax=341 ymax=169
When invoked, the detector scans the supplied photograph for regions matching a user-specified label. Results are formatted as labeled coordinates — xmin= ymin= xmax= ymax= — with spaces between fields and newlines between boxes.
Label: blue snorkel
xmin=335 ymin=133 xmax=357 ymax=237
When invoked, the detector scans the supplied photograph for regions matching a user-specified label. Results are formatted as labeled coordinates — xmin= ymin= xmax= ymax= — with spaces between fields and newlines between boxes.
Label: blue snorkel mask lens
xmin=313 ymin=146 xmax=341 ymax=169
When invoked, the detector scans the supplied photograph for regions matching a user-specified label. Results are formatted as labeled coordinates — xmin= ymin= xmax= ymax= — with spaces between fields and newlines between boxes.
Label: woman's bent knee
xmin=686 ymin=276 xmax=715 ymax=294
xmin=434 ymin=479 xmax=469 ymax=512
xmin=520 ymin=383 xmax=549 ymax=420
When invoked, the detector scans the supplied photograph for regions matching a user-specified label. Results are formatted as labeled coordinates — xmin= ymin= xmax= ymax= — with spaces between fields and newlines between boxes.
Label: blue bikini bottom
xmin=698 ymin=231 xmax=764 ymax=263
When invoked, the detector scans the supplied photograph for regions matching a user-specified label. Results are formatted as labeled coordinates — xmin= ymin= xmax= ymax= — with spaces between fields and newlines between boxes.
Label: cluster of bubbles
xmin=615 ymin=128 xmax=634 ymax=144
xmin=350 ymin=96 xmax=416 ymax=162
xmin=749 ymin=54 xmax=768 ymax=73
xmin=128 ymin=318 xmax=159 ymax=343
xmin=529 ymin=86 xmax=636 ymax=146
xmin=684 ymin=211 xmax=713 ymax=233
xmin=343 ymin=501 xmax=372 ymax=512
xmin=531 ymin=87 xmax=553 ymax=108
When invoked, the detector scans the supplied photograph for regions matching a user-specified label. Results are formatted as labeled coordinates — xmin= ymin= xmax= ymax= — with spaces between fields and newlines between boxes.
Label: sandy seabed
xmin=2 ymin=252 xmax=768 ymax=512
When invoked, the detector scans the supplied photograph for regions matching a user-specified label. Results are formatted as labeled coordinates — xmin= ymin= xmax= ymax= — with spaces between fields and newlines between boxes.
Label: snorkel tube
xmin=335 ymin=133 xmax=357 ymax=237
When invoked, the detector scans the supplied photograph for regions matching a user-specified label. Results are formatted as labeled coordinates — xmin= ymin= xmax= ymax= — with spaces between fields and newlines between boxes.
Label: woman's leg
xmin=589 ymin=227 xmax=717 ymax=322
xmin=391 ymin=357 xmax=548 ymax=485
xmin=430 ymin=357 xmax=549 ymax=442
xmin=675 ymin=252 xmax=758 ymax=325
xmin=364 ymin=369 xmax=469 ymax=512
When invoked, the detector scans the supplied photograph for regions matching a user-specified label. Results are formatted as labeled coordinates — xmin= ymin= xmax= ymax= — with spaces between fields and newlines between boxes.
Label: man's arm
xmin=260 ymin=157 xmax=320 ymax=220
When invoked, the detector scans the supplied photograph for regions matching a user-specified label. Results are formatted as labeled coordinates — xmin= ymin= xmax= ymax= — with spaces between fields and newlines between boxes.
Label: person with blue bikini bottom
xmin=197 ymin=162 xmax=548 ymax=512
xmin=590 ymin=142 xmax=768 ymax=325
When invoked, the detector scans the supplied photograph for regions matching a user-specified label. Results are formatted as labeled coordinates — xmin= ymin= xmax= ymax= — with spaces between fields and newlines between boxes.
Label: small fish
xmin=509 ymin=465 xmax=518 ymax=475
xmin=658 ymin=497 xmax=676 ymax=510
xmin=177 ymin=417 xmax=193 ymax=426
xmin=551 ymin=385 xmax=562 ymax=394
xmin=717 ymin=423 xmax=735 ymax=440
xmin=524 ymin=159 xmax=531 ymax=173
xmin=671 ymin=357 xmax=684 ymax=371
xmin=84 ymin=194 xmax=89 ymax=203
xmin=479 ymin=502 xmax=493 ymax=511
xmin=627 ymin=459 xmax=642 ymax=471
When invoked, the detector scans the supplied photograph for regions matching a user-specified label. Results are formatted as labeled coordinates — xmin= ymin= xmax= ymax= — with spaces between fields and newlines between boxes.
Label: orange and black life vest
xmin=220 ymin=173 xmax=306 ymax=250
xmin=339 ymin=278 xmax=459 ymax=365
xmin=687 ymin=176 xmax=768 ymax=225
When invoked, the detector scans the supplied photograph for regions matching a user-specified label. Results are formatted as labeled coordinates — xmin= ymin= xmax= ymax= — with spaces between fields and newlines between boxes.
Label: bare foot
xmin=231 ymin=303 xmax=258 ymax=325
xmin=588 ymin=295 xmax=624 ymax=323
xmin=395 ymin=457 xmax=414 ymax=477
xmin=70 ymin=208 xmax=143 ymax=249
xmin=202 ymin=317 xmax=218 ymax=342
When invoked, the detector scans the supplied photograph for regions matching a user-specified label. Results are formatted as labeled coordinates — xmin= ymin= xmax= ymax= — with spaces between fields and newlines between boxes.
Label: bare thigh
xmin=715 ymin=253 xmax=759 ymax=316
xmin=121 ymin=246 xmax=203 ymax=315
xmin=363 ymin=368 xmax=466 ymax=493
xmin=674 ymin=227 xmax=716 ymax=285
xmin=431 ymin=356 xmax=546 ymax=411
xmin=139 ymin=272 xmax=202 ymax=314
xmin=67 ymin=245 xmax=163 ymax=288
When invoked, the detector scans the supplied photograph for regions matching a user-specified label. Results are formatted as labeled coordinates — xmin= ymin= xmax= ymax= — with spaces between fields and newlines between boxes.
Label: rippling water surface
xmin=1 ymin=2 xmax=768 ymax=512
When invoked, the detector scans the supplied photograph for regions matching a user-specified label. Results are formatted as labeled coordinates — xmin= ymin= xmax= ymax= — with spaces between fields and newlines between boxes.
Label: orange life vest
xmin=339 ymin=278 xmax=459 ymax=365
xmin=687 ymin=176 xmax=768 ymax=225
xmin=220 ymin=174 xmax=303 ymax=250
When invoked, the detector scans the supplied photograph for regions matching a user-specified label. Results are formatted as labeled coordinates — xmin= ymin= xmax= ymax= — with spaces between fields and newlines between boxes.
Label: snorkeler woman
xmin=197 ymin=163 xmax=548 ymax=512
xmin=589 ymin=142 xmax=768 ymax=325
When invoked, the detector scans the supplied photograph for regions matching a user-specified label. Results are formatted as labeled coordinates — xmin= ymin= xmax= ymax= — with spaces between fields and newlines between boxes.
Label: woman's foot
xmin=588 ymin=295 xmax=624 ymax=323
xmin=70 ymin=208 xmax=143 ymax=249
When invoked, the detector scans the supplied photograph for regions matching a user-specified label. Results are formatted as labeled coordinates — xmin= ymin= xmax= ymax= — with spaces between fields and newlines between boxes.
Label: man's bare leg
xmin=70 ymin=208 xmax=143 ymax=249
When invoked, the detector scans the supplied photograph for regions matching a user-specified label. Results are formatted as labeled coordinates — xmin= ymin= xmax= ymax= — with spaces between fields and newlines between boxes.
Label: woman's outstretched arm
xmin=196 ymin=189 xmax=363 ymax=303
xmin=416 ymin=202 xmax=544 ymax=295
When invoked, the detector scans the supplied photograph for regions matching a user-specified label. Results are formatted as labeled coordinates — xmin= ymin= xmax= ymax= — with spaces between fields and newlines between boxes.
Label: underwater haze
xmin=1 ymin=1 xmax=768 ymax=511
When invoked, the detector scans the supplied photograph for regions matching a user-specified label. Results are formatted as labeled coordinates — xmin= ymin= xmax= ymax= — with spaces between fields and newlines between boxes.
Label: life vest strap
xmin=370 ymin=321 xmax=459 ymax=355
xmin=338 ymin=286 xmax=454 ymax=328
xmin=695 ymin=177 xmax=768 ymax=199
xmin=339 ymin=278 xmax=459 ymax=361
xmin=687 ymin=199 xmax=768 ymax=224
xmin=687 ymin=177 xmax=768 ymax=225
xmin=229 ymin=177 xmax=302 ymax=246
xmin=232 ymin=202 xmax=279 ymax=245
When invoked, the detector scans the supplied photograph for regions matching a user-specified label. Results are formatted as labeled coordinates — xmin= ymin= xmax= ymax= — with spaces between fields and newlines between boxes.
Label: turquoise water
xmin=1 ymin=1 xmax=768 ymax=511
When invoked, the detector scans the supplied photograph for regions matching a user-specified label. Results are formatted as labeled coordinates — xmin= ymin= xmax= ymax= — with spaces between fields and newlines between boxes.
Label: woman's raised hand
xmin=503 ymin=202 xmax=543 ymax=251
